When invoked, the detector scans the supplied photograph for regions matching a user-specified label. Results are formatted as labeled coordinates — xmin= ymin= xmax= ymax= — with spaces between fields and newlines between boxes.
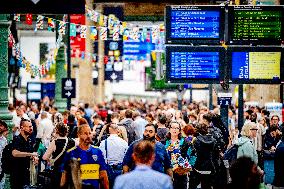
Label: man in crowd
xmin=60 ymin=124 xmax=109 ymax=189
xmin=37 ymin=111 xmax=54 ymax=148
xmin=132 ymin=111 xmax=147 ymax=140
xmin=99 ymin=123 xmax=128 ymax=188
xmin=11 ymin=118 xmax=38 ymax=189
xmin=114 ymin=140 xmax=173 ymax=189
xmin=120 ymin=109 xmax=135 ymax=145
xmin=123 ymin=124 xmax=173 ymax=178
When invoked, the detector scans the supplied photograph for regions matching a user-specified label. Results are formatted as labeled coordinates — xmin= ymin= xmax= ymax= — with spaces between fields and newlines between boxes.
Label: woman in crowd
xmin=165 ymin=121 xmax=196 ymax=189
xmin=42 ymin=122 xmax=75 ymax=188
xmin=236 ymin=122 xmax=258 ymax=164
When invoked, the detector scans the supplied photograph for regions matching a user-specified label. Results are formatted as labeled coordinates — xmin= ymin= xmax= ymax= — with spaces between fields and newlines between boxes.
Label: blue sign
xmin=170 ymin=10 xmax=220 ymax=39
xmin=218 ymin=97 xmax=232 ymax=107
xmin=123 ymin=41 xmax=155 ymax=61
xmin=169 ymin=52 xmax=219 ymax=79
xmin=232 ymin=52 xmax=249 ymax=79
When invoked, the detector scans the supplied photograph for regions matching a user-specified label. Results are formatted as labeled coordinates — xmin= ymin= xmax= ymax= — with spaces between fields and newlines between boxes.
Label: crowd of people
xmin=0 ymin=98 xmax=283 ymax=189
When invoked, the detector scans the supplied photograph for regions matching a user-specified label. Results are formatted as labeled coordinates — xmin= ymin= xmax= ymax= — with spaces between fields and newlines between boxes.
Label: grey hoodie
xmin=236 ymin=136 xmax=258 ymax=164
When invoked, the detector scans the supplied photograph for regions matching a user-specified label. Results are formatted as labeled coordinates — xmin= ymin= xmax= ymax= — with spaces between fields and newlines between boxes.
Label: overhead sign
xmin=62 ymin=78 xmax=76 ymax=98
xmin=0 ymin=0 xmax=85 ymax=14
xmin=218 ymin=93 xmax=232 ymax=107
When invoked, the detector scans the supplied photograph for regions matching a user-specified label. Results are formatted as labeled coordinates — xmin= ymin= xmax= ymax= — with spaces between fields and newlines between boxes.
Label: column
xmin=55 ymin=45 xmax=67 ymax=112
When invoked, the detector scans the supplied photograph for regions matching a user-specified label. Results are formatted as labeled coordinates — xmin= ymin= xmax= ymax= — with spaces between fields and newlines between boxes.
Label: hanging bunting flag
xmin=123 ymin=28 xmax=130 ymax=41
xmin=58 ymin=21 xmax=66 ymax=35
xmin=112 ymin=25 xmax=120 ymax=41
xmin=108 ymin=14 xmax=116 ymax=30
xmin=80 ymin=25 xmax=87 ymax=38
xmin=90 ymin=27 xmax=98 ymax=40
xmin=92 ymin=54 xmax=97 ymax=62
xmin=132 ymin=27 xmax=139 ymax=40
xmin=26 ymin=14 xmax=33 ymax=25
xmin=14 ymin=14 xmax=20 ymax=22
xmin=152 ymin=26 xmax=159 ymax=43
xmin=93 ymin=11 xmax=99 ymax=23
xmin=63 ymin=14 xmax=68 ymax=22
xmin=146 ymin=28 xmax=151 ymax=43
xmin=81 ymin=52 xmax=85 ymax=59
xmin=56 ymin=34 xmax=63 ymax=48
xmin=41 ymin=64 xmax=46 ymax=76
xmin=100 ymin=27 xmax=107 ymax=40
xmin=35 ymin=15 xmax=44 ymax=32
xmin=9 ymin=57 xmax=15 ymax=65
xmin=70 ymin=23 xmax=77 ymax=37
xmin=103 ymin=15 xmax=108 ymax=27
xmin=86 ymin=8 xmax=93 ymax=20
xmin=99 ymin=14 xmax=104 ymax=26
xmin=120 ymin=22 xmax=126 ymax=35
xmin=47 ymin=18 xmax=55 ymax=32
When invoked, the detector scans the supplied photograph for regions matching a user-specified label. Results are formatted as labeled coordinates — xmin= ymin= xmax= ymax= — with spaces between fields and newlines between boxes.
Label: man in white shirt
xmin=132 ymin=111 xmax=148 ymax=140
xmin=14 ymin=106 xmax=30 ymax=136
xmin=99 ymin=123 xmax=128 ymax=188
xmin=37 ymin=111 xmax=54 ymax=147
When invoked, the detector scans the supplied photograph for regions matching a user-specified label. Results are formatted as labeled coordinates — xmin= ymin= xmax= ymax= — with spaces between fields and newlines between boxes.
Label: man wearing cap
xmin=99 ymin=123 xmax=128 ymax=188
xmin=0 ymin=120 xmax=8 ymax=188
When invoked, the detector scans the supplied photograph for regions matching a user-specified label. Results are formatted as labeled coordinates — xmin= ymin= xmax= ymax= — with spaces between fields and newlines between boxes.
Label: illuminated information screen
xmin=228 ymin=6 xmax=283 ymax=45
xmin=232 ymin=52 xmax=281 ymax=80
xmin=169 ymin=52 xmax=219 ymax=79
xmin=170 ymin=7 xmax=220 ymax=39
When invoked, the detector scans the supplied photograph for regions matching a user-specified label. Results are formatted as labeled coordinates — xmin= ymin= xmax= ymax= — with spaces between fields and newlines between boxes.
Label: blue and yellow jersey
xmin=61 ymin=145 xmax=107 ymax=188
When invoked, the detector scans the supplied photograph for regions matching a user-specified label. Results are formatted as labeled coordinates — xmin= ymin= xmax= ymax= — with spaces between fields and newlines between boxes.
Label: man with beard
xmin=11 ymin=118 xmax=38 ymax=189
xmin=60 ymin=124 xmax=109 ymax=189
xmin=122 ymin=124 xmax=173 ymax=178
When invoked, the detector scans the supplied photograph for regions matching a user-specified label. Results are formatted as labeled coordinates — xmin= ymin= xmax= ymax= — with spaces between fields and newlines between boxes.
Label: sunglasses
xmin=250 ymin=128 xmax=258 ymax=131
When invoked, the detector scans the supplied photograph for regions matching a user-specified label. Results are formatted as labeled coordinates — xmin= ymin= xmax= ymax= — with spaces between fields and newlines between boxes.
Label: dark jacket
xmin=120 ymin=118 xmax=135 ymax=145
xmin=273 ymin=140 xmax=284 ymax=187
xmin=194 ymin=134 xmax=217 ymax=173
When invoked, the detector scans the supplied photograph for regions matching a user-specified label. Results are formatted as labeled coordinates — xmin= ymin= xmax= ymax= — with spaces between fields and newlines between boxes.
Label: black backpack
xmin=223 ymin=144 xmax=239 ymax=167
xmin=1 ymin=142 xmax=14 ymax=174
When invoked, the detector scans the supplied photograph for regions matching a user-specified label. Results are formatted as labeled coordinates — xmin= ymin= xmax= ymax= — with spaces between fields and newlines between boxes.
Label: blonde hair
xmin=241 ymin=122 xmax=256 ymax=137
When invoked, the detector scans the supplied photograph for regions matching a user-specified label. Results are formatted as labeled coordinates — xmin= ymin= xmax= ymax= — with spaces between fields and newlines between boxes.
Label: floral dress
xmin=165 ymin=137 xmax=196 ymax=189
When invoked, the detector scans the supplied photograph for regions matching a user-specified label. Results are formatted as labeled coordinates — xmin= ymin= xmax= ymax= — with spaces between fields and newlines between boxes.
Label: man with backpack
xmin=119 ymin=109 xmax=136 ymax=145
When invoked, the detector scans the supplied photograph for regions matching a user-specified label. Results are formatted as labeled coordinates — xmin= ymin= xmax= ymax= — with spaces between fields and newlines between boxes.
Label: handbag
xmin=49 ymin=138 xmax=68 ymax=167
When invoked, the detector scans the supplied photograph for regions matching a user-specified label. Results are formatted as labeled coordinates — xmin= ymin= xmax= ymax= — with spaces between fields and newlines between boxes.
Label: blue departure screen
xmin=171 ymin=9 xmax=220 ymax=39
xmin=170 ymin=52 xmax=220 ymax=79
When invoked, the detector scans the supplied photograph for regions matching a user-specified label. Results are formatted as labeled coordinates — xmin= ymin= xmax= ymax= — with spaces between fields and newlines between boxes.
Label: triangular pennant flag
xmin=90 ymin=27 xmax=98 ymax=40
xmin=80 ymin=25 xmax=87 ymax=38
xmin=81 ymin=52 xmax=85 ymax=59
xmin=26 ymin=14 xmax=33 ymax=25
xmin=47 ymin=18 xmax=55 ymax=32
xmin=93 ymin=11 xmax=99 ymax=23
xmin=9 ymin=57 xmax=15 ymax=65
xmin=70 ymin=23 xmax=77 ymax=37
xmin=103 ymin=16 xmax=108 ymax=27
xmin=113 ymin=25 xmax=120 ymax=41
xmin=152 ymin=26 xmax=159 ymax=43
xmin=14 ymin=14 xmax=20 ymax=21
xmin=100 ymin=27 xmax=108 ymax=40
xmin=35 ymin=15 xmax=44 ymax=32
xmin=58 ymin=21 xmax=66 ymax=35
xmin=99 ymin=15 xmax=104 ymax=26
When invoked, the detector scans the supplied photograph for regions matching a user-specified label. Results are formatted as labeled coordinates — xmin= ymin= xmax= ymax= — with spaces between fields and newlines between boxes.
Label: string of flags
xmin=12 ymin=6 xmax=165 ymax=43
xmin=10 ymin=6 xmax=166 ymax=77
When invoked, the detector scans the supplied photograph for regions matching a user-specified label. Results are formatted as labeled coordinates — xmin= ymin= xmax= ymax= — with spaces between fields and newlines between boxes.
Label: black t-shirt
xmin=12 ymin=134 xmax=35 ymax=175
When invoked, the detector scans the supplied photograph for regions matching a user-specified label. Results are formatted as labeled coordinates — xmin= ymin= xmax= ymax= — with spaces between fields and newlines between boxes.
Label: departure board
xmin=228 ymin=6 xmax=284 ymax=45
xmin=229 ymin=47 xmax=283 ymax=84
xmin=165 ymin=5 xmax=225 ymax=44
xmin=166 ymin=46 xmax=225 ymax=83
